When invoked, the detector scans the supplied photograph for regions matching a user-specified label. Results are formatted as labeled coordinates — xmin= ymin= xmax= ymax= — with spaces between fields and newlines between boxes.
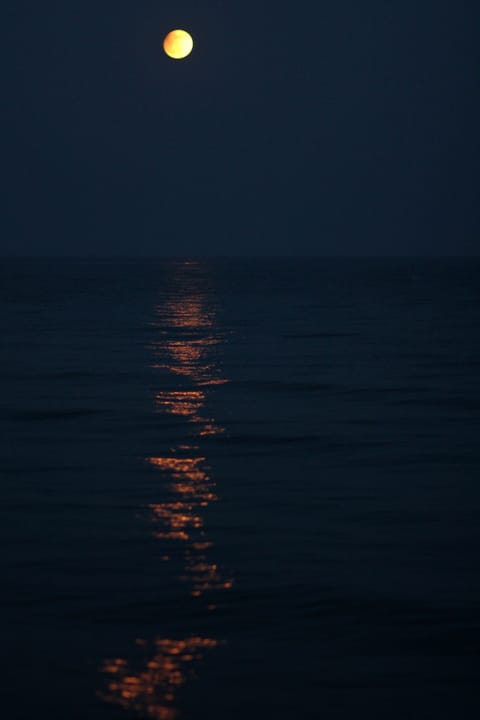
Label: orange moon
xmin=163 ymin=29 xmax=194 ymax=60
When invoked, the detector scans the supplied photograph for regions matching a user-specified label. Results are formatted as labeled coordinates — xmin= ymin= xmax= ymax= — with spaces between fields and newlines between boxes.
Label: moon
xmin=163 ymin=29 xmax=194 ymax=60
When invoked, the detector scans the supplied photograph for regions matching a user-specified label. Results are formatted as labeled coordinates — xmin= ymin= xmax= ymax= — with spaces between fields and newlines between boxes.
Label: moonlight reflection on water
xmin=100 ymin=262 xmax=232 ymax=719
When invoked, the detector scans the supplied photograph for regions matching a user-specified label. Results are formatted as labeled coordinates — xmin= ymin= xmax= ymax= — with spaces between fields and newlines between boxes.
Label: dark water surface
xmin=1 ymin=258 xmax=479 ymax=719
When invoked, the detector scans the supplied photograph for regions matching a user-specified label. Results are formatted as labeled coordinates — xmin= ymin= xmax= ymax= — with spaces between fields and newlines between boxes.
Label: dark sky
xmin=2 ymin=1 xmax=479 ymax=255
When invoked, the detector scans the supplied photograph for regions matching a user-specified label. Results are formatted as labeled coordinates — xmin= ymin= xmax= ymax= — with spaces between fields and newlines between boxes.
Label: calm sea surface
xmin=1 ymin=258 xmax=479 ymax=719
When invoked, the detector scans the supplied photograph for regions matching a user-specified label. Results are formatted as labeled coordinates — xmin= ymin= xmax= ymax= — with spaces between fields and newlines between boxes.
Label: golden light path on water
xmin=101 ymin=638 xmax=219 ymax=720
xmin=100 ymin=262 xmax=232 ymax=720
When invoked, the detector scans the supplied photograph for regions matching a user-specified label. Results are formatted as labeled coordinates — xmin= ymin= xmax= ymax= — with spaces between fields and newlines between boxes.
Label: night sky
xmin=3 ymin=1 xmax=479 ymax=256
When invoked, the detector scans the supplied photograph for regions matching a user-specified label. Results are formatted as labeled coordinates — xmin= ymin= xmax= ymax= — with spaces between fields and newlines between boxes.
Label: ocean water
xmin=1 ymin=258 xmax=479 ymax=719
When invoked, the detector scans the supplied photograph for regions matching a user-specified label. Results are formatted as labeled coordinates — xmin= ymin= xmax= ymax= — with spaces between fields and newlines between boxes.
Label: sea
xmin=1 ymin=258 xmax=479 ymax=719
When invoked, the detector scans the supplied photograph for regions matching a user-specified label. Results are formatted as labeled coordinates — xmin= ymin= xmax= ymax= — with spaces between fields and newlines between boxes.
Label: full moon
xmin=163 ymin=29 xmax=194 ymax=60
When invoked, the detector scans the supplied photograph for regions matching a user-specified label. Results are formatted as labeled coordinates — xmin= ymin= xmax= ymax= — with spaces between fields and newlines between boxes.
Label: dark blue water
xmin=1 ymin=258 xmax=479 ymax=719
